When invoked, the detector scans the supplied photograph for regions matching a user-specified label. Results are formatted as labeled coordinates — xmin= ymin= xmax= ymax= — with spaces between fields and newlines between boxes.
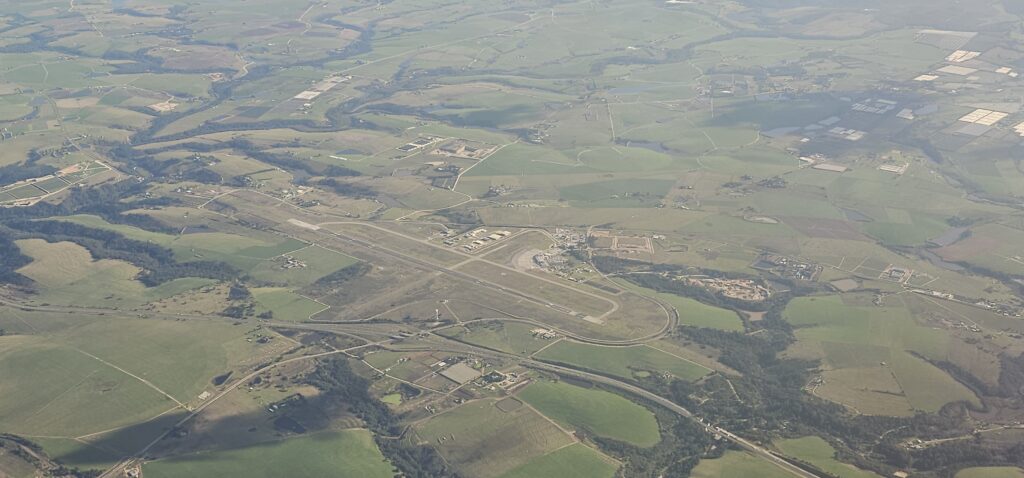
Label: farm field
xmin=955 ymin=467 xmax=1024 ymax=478
xmin=0 ymin=334 xmax=176 ymax=437
xmin=15 ymin=239 xmax=214 ymax=307
xmin=248 ymin=245 xmax=359 ymax=286
xmin=774 ymin=436 xmax=880 ymax=478
xmin=498 ymin=443 xmax=617 ymax=478
xmin=0 ymin=307 xmax=287 ymax=448
xmin=517 ymin=379 xmax=661 ymax=447
xmin=784 ymin=295 xmax=979 ymax=414
xmin=52 ymin=316 xmax=282 ymax=403
xmin=934 ymin=223 xmax=1024 ymax=276
xmin=143 ymin=430 xmax=394 ymax=478
xmin=690 ymin=451 xmax=797 ymax=478
xmin=535 ymin=341 xmax=711 ymax=382
xmin=252 ymin=288 xmax=327 ymax=321
xmin=2 ymin=0 xmax=1024 ymax=476
xmin=415 ymin=399 xmax=575 ymax=478
xmin=612 ymin=279 xmax=745 ymax=331
xmin=437 ymin=320 xmax=557 ymax=356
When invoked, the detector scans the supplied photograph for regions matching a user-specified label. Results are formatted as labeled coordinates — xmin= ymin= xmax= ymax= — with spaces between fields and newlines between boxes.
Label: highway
xmin=521 ymin=360 xmax=821 ymax=478
xmin=2 ymin=290 xmax=817 ymax=478
xmin=307 ymin=324 xmax=821 ymax=478
xmin=0 ymin=190 xmax=814 ymax=477
xmin=248 ymin=316 xmax=819 ymax=478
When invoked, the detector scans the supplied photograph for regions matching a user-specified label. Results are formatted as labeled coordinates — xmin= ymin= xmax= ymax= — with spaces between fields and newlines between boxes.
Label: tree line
xmin=587 ymin=253 xmax=1023 ymax=475
xmin=3 ymin=219 xmax=238 ymax=286
xmin=0 ymin=180 xmax=210 ymax=286
xmin=304 ymin=357 xmax=456 ymax=478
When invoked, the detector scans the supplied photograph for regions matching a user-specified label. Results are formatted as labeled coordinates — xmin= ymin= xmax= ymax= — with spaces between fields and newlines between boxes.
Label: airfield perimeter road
xmin=263 ymin=216 xmax=678 ymax=346
xmin=202 ymin=190 xmax=670 ymax=339
xmin=314 ymin=220 xmax=621 ymax=319
xmin=0 ymin=293 xmax=817 ymax=478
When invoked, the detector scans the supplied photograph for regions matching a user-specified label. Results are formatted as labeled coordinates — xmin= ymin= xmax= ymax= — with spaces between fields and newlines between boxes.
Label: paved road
xmin=7 ymin=291 xmax=815 ymax=478
xmin=0 ymin=212 xmax=807 ymax=477
xmin=522 ymin=360 xmax=820 ymax=478
xmin=356 ymin=330 xmax=820 ymax=478
xmin=96 ymin=340 xmax=386 ymax=478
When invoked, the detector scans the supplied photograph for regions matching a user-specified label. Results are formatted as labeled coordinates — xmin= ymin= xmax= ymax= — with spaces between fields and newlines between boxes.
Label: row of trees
xmin=4 ymin=219 xmax=237 ymax=286
xmin=109 ymin=139 xmax=363 ymax=189
xmin=299 ymin=262 xmax=371 ymax=297
xmin=0 ymin=434 xmax=99 ymax=478
xmin=0 ymin=180 xmax=196 ymax=286
xmin=0 ymin=180 xmax=178 ymax=233
xmin=0 ymin=162 xmax=56 ymax=185
xmin=0 ymin=232 xmax=33 ymax=286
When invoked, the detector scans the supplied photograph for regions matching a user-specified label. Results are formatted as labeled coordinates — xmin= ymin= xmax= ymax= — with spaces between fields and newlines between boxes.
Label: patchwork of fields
xmin=1 ymin=0 xmax=1023 ymax=477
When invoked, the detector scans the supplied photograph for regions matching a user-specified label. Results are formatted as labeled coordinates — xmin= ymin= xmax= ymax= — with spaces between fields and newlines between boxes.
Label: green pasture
xmin=0 ymin=335 xmax=174 ymax=437
xmin=416 ymin=399 xmax=574 ymax=478
xmin=32 ymin=438 xmax=121 ymax=471
xmin=785 ymin=296 xmax=979 ymax=413
xmin=955 ymin=467 xmax=1024 ymax=478
xmin=143 ymin=430 xmax=393 ymax=478
xmin=518 ymin=380 xmax=660 ymax=447
xmin=535 ymin=341 xmax=711 ymax=381
xmin=438 ymin=320 xmax=554 ymax=355
xmin=499 ymin=443 xmax=617 ymax=478
xmin=559 ymin=178 xmax=674 ymax=208
xmin=252 ymin=288 xmax=327 ymax=322
xmin=55 ymin=315 xmax=274 ymax=403
xmin=775 ymin=436 xmax=880 ymax=478
xmin=690 ymin=451 xmax=796 ymax=478
xmin=612 ymin=280 xmax=744 ymax=332
xmin=52 ymin=214 xmax=306 ymax=270
xmin=15 ymin=239 xmax=214 ymax=307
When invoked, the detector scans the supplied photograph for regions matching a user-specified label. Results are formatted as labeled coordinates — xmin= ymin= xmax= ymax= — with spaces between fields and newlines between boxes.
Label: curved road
xmin=3 ymin=293 xmax=816 ymax=478
xmin=358 ymin=332 xmax=821 ymax=478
